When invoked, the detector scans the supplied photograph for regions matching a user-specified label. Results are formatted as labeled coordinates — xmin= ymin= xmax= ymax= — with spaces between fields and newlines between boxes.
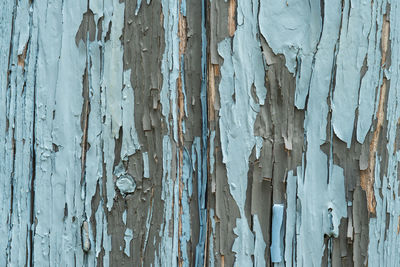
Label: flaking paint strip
xmin=285 ymin=169 xmax=298 ymax=267
xmin=217 ymin=0 xmax=266 ymax=264
xmin=180 ymin=149 xmax=192 ymax=266
xmin=368 ymin=3 xmax=400 ymax=264
xmin=160 ymin=0 xmax=179 ymax=143
xmin=284 ymin=1 xmax=347 ymax=265
xmin=208 ymin=208 xmax=216 ymax=266
xmin=271 ymin=204 xmax=284 ymax=263
xmin=259 ymin=0 xmax=321 ymax=109
xmin=33 ymin=0 xmax=88 ymax=265
xmin=121 ymin=69 xmax=141 ymax=160
xmin=124 ymin=228 xmax=133 ymax=257
xmin=253 ymin=214 xmax=267 ymax=266
xmin=103 ymin=0 xmax=126 ymax=211
xmin=158 ymin=136 xmax=177 ymax=266
xmin=195 ymin=0 xmax=209 ymax=264
xmin=332 ymin=0 xmax=377 ymax=147
xmin=143 ymin=151 xmax=150 ymax=178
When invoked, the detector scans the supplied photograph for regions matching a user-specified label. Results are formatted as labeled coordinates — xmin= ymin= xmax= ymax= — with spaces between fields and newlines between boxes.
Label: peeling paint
xmin=217 ymin=0 xmax=266 ymax=264
xmin=271 ymin=204 xmax=284 ymax=263
xmin=124 ymin=228 xmax=133 ymax=257
xmin=143 ymin=151 xmax=150 ymax=178
xmin=2 ymin=0 xmax=400 ymax=266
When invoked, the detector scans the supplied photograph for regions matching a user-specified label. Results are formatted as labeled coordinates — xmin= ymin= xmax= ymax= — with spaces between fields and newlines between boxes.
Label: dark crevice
xmin=5 ymin=1 xmax=19 ymax=265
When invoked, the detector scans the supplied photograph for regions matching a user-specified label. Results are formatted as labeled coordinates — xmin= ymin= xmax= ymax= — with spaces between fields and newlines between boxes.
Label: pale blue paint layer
xmin=253 ymin=215 xmax=266 ymax=266
xmin=332 ymin=0 xmax=375 ymax=147
xmin=160 ymin=0 xmax=179 ymax=142
xmin=124 ymin=228 xmax=133 ymax=257
xmin=217 ymin=0 xmax=266 ymax=264
xmin=180 ymin=149 xmax=192 ymax=266
xmin=0 ymin=1 xmax=15 ymax=264
xmin=180 ymin=0 xmax=186 ymax=17
xmin=114 ymin=162 xmax=136 ymax=194
xmin=157 ymin=0 xmax=186 ymax=263
xmin=122 ymin=210 xmax=127 ymax=225
xmin=259 ymin=0 xmax=322 ymax=109
xmin=143 ymin=151 xmax=150 ymax=178
xmin=135 ymin=0 xmax=142 ymax=16
xmin=32 ymin=0 xmax=91 ymax=265
xmin=284 ymin=169 xmax=299 ymax=267
xmin=255 ymin=136 xmax=263 ymax=160
xmin=101 ymin=0 xmax=126 ymax=211
xmin=356 ymin=0 xmax=386 ymax=143
xmin=368 ymin=3 xmax=400 ymax=265
xmin=272 ymin=1 xmax=347 ymax=265
xmin=87 ymin=2 xmax=114 ymax=264
xmin=158 ymin=136 xmax=177 ymax=266
xmin=1 ymin=0 xmax=35 ymax=265
xmin=121 ymin=69 xmax=141 ymax=160
xmin=271 ymin=204 xmax=284 ymax=263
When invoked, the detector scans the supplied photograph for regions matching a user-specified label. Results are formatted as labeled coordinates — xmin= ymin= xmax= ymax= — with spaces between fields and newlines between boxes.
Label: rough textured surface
xmin=1 ymin=0 xmax=400 ymax=266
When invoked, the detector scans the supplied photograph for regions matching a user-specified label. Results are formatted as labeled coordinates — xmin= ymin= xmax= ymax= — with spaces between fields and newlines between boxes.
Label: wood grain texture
xmin=1 ymin=0 xmax=399 ymax=266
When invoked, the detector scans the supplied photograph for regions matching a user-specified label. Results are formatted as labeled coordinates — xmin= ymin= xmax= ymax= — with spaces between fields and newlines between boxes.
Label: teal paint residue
xmin=217 ymin=0 xmax=266 ymax=264
xmin=259 ymin=0 xmax=322 ymax=109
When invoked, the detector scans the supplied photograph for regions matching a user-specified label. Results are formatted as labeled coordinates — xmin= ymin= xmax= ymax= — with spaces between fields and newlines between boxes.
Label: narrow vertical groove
xmin=29 ymin=55 xmax=36 ymax=267
xmin=195 ymin=0 xmax=208 ymax=265
xmin=5 ymin=2 xmax=18 ymax=265
xmin=80 ymin=3 xmax=92 ymax=223
xmin=177 ymin=1 xmax=186 ymax=264
xmin=29 ymin=13 xmax=39 ymax=267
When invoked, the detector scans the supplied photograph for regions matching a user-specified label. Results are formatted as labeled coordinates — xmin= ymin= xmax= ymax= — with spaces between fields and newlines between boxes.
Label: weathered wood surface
xmin=1 ymin=0 xmax=399 ymax=266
